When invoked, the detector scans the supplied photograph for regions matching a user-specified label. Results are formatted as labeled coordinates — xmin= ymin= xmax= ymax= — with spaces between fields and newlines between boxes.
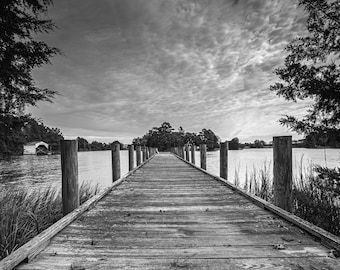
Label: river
xmin=0 ymin=148 xmax=339 ymax=191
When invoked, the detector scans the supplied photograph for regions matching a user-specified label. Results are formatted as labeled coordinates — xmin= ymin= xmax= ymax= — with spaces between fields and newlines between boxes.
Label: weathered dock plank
xmin=11 ymin=153 xmax=340 ymax=269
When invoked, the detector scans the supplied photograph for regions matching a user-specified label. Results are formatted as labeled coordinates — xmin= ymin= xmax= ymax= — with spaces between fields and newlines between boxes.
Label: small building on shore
xmin=23 ymin=141 xmax=49 ymax=155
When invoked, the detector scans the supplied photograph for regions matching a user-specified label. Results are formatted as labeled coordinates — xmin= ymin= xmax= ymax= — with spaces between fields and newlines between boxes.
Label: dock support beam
xmin=142 ymin=146 xmax=147 ymax=162
xmin=273 ymin=136 xmax=292 ymax=212
xmin=146 ymin=147 xmax=149 ymax=160
xmin=220 ymin=141 xmax=228 ymax=180
xmin=191 ymin=144 xmax=195 ymax=165
xmin=61 ymin=140 xmax=79 ymax=216
xmin=185 ymin=144 xmax=190 ymax=162
xmin=128 ymin=144 xmax=134 ymax=171
xmin=111 ymin=142 xmax=120 ymax=182
xmin=200 ymin=144 xmax=207 ymax=170
xmin=181 ymin=146 xmax=185 ymax=159
xmin=136 ymin=145 xmax=142 ymax=166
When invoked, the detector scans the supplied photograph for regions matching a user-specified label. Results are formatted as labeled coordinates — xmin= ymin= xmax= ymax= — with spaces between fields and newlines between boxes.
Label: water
xmin=0 ymin=149 xmax=339 ymax=191
xmin=203 ymin=148 xmax=340 ymax=185
xmin=0 ymin=151 xmax=131 ymax=191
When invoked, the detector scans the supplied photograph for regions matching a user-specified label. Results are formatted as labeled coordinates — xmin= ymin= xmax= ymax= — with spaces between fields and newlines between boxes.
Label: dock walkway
xmin=13 ymin=153 xmax=340 ymax=269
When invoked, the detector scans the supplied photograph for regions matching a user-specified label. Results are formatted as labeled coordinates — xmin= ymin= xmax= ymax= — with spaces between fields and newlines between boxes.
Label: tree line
xmin=0 ymin=114 xmax=125 ymax=155
xmin=0 ymin=115 xmax=63 ymax=155
xmin=229 ymin=133 xmax=340 ymax=150
xmin=132 ymin=122 xmax=220 ymax=151
xmin=77 ymin=137 xmax=125 ymax=152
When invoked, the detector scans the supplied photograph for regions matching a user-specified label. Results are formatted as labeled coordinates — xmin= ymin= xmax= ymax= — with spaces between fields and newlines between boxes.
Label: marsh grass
xmin=237 ymin=161 xmax=273 ymax=202
xmin=234 ymin=160 xmax=340 ymax=236
xmin=0 ymin=182 xmax=99 ymax=260
xmin=293 ymin=166 xmax=340 ymax=235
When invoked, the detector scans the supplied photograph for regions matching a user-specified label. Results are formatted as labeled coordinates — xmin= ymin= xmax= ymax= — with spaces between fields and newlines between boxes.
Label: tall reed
xmin=236 ymin=161 xmax=273 ymax=202
xmin=0 ymin=182 xmax=99 ymax=260
xmin=234 ymin=161 xmax=340 ymax=236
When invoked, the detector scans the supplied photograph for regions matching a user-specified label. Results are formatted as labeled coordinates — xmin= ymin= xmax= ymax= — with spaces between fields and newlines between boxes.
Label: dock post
xmin=142 ymin=145 xmax=147 ymax=162
xmin=200 ymin=144 xmax=207 ymax=170
xmin=185 ymin=144 xmax=190 ymax=162
xmin=146 ymin=147 xmax=149 ymax=160
xmin=136 ymin=145 xmax=142 ymax=166
xmin=180 ymin=146 xmax=185 ymax=159
xmin=273 ymin=136 xmax=292 ymax=212
xmin=111 ymin=141 xmax=120 ymax=182
xmin=220 ymin=141 xmax=228 ymax=180
xmin=61 ymin=140 xmax=79 ymax=216
xmin=191 ymin=144 xmax=195 ymax=165
xmin=128 ymin=144 xmax=134 ymax=171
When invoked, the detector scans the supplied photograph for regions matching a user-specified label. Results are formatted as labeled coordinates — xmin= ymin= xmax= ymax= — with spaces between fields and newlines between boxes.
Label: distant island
xmin=131 ymin=122 xmax=220 ymax=152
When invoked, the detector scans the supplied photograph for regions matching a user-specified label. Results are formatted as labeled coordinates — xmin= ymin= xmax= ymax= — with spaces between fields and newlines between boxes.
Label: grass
xmin=234 ymin=161 xmax=340 ymax=236
xmin=293 ymin=165 xmax=340 ymax=235
xmin=0 ymin=182 xmax=99 ymax=260
xmin=243 ymin=161 xmax=273 ymax=202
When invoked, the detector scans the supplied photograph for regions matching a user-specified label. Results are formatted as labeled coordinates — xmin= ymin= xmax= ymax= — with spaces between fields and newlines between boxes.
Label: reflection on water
xmin=0 ymin=148 xmax=339 ymax=191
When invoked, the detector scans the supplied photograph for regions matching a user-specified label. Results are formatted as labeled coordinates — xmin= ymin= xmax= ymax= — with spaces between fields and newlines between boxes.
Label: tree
xmin=77 ymin=137 xmax=90 ymax=151
xmin=89 ymin=141 xmax=105 ymax=151
xmin=139 ymin=122 xmax=177 ymax=151
xmin=253 ymin=140 xmax=265 ymax=148
xmin=0 ymin=0 xmax=60 ymax=115
xmin=200 ymin=129 xmax=219 ymax=150
xmin=229 ymin=137 xmax=240 ymax=150
xmin=270 ymin=0 xmax=340 ymax=136
xmin=0 ymin=115 xmax=63 ymax=155
xmin=133 ymin=123 xmax=221 ymax=151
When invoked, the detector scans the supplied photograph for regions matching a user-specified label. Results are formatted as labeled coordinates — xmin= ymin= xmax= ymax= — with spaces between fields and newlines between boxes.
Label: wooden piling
xmin=142 ymin=146 xmax=147 ymax=162
xmin=191 ymin=144 xmax=195 ymax=165
xmin=200 ymin=144 xmax=207 ymax=170
xmin=60 ymin=140 xmax=79 ymax=216
xmin=111 ymin=142 xmax=120 ymax=182
xmin=136 ymin=145 xmax=142 ymax=166
xmin=185 ymin=144 xmax=190 ymax=162
xmin=128 ymin=144 xmax=134 ymax=171
xmin=220 ymin=141 xmax=228 ymax=180
xmin=273 ymin=136 xmax=292 ymax=212
xmin=180 ymin=146 xmax=185 ymax=159
xmin=146 ymin=147 xmax=149 ymax=160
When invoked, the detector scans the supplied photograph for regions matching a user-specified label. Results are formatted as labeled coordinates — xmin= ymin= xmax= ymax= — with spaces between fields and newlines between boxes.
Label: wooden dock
xmin=4 ymin=153 xmax=340 ymax=269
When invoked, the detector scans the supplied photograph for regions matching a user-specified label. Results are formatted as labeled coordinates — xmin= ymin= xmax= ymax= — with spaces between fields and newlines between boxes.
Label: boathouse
xmin=23 ymin=141 xmax=49 ymax=155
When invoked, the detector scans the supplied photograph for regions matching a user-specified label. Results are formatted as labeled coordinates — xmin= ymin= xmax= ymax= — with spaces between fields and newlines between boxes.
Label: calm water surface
xmin=0 ymin=151 xmax=132 ymax=191
xmin=0 ymin=148 xmax=339 ymax=191
xmin=204 ymin=148 xmax=340 ymax=186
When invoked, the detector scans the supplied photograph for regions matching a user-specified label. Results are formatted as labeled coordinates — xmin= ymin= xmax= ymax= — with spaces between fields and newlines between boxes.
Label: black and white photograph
xmin=0 ymin=0 xmax=339 ymax=269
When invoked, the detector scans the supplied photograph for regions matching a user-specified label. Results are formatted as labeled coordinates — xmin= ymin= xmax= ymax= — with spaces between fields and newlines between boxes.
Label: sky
xmin=28 ymin=0 xmax=312 ymax=144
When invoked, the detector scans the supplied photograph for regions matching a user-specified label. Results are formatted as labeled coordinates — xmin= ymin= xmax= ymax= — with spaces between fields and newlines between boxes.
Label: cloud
xmin=29 ymin=0 xmax=308 ymax=143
